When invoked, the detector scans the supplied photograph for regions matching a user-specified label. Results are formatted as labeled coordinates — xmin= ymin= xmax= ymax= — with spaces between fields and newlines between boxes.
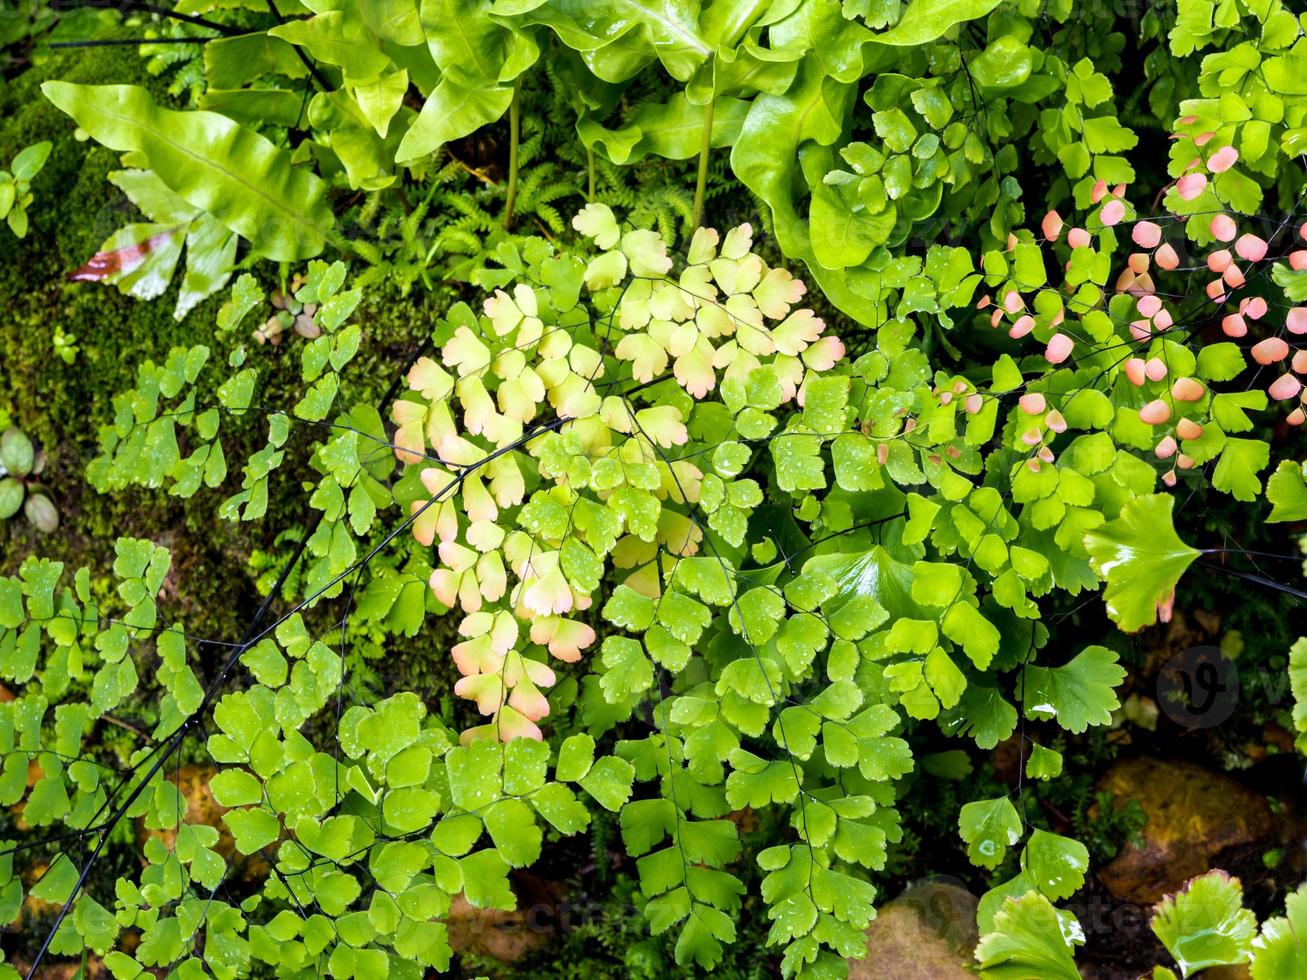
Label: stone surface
xmin=1095 ymin=757 xmax=1273 ymax=904
xmin=848 ymin=880 xmax=979 ymax=979
xmin=445 ymin=894 xmax=553 ymax=963
xmin=446 ymin=873 xmax=564 ymax=963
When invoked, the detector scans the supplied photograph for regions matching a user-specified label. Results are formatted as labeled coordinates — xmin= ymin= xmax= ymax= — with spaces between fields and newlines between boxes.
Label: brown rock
xmin=848 ymin=880 xmax=979 ymax=979
xmin=445 ymin=893 xmax=553 ymax=963
xmin=1095 ymin=758 xmax=1273 ymax=904
xmin=1141 ymin=611 xmax=1221 ymax=676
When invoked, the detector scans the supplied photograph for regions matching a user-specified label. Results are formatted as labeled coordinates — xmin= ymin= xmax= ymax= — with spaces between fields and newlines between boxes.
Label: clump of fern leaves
xmin=349 ymin=60 xmax=750 ymax=295
xmin=142 ymin=21 xmax=207 ymax=101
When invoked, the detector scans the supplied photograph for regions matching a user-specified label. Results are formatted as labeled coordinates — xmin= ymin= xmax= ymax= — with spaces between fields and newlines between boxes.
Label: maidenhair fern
xmin=7 ymin=1 xmax=1307 ymax=978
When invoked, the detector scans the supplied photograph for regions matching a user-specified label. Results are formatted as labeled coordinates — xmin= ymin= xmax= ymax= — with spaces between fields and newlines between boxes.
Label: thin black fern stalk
xmin=265 ymin=0 xmax=330 ymax=91
xmin=691 ymin=98 xmax=715 ymax=230
xmin=587 ymin=145 xmax=596 ymax=203
xmin=504 ymin=80 xmax=522 ymax=230
xmin=51 ymin=0 xmax=241 ymax=35
xmin=23 ymin=524 xmax=317 ymax=980
xmin=47 ymin=37 xmax=218 ymax=47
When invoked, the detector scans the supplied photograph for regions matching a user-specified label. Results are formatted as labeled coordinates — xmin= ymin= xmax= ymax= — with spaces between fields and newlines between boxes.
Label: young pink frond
xmin=721 ymin=223 xmax=753 ymax=260
xmin=443 ymin=325 xmax=492 ymax=377
xmin=1131 ymin=221 xmax=1162 ymax=249
xmin=523 ymin=564 xmax=574 ymax=616
xmin=412 ymin=496 xmax=458 ymax=548
xmin=1139 ymin=400 xmax=1171 ymax=425
xmin=483 ymin=289 xmax=524 ymax=337
xmin=1176 ymin=173 xmax=1207 ymax=200
xmin=476 ymin=552 xmax=507 ymax=603
xmin=1008 ymin=315 xmax=1036 ymax=339
xmin=673 ymin=343 xmax=717 ymax=399
xmin=686 ymin=225 xmax=720 ymax=265
xmin=1269 ymin=373 xmax=1302 ymax=401
xmin=1155 ymin=243 xmax=1180 ymax=270
xmin=1210 ymin=214 xmax=1237 ymax=242
xmin=508 ymin=680 xmax=551 ymax=723
xmin=636 ymin=405 xmax=689 ymax=448
xmin=1170 ymin=377 xmax=1205 ymax=402
xmin=1235 ymin=234 xmax=1267 ymax=262
xmin=801 ymin=335 xmax=845 ymax=371
xmin=529 ymin=616 xmax=595 ymax=663
xmin=1044 ymin=333 xmax=1074 ymax=364
xmin=614 ymin=333 xmax=670 ymax=384
xmin=772 ymin=308 xmax=825 ymax=356
xmin=462 ymin=475 xmax=497 ymax=524
xmin=392 ymin=399 xmax=429 ymax=464
xmin=1252 ymin=337 xmax=1290 ymax=364
xmin=1208 ymin=145 xmax=1239 ymax=173
xmin=572 ymin=201 xmax=620 ymax=249
xmin=754 ymin=267 xmax=806 ymax=319
xmin=455 ymin=674 xmax=506 ymax=716
xmin=451 ymin=634 xmax=504 ymax=678
xmin=1221 ymin=313 xmax=1247 ymax=337
xmin=407 ymin=356 xmax=454 ymax=401
xmin=1019 ymin=393 xmax=1046 ymax=415
xmin=492 ymin=706 xmax=543 ymax=742
xmin=1100 ymin=199 xmax=1125 ymax=226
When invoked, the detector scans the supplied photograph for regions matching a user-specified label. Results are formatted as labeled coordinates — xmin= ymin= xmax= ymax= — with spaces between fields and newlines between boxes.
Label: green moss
xmin=0 ymin=47 xmax=237 ymax=641
xmin=0 ymin=45 xmax=439 ymax=655
xmin=0 ymin=44 xmax=175 ymax=271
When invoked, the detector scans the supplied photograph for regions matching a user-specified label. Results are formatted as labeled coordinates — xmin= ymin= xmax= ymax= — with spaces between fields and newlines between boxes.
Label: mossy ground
xmin=0 ymin=43 xmax=468 ymax=949
xmin=0 ymin=44 xmax=445 ymax=677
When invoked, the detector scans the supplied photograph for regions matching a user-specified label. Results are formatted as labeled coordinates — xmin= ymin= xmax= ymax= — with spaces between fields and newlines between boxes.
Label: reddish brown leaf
xmin=68 ymin=231 xmax=176 ymax=282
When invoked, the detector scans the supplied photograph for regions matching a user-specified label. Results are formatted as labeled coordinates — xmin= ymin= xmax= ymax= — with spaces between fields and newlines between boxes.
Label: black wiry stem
xmin=265 ymin=0 xmax=331 ymax=91
xmin=51 ymin=0 xmax=242 ymax=36
xmin=48 ymin=37 xmax=217 ymax=47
